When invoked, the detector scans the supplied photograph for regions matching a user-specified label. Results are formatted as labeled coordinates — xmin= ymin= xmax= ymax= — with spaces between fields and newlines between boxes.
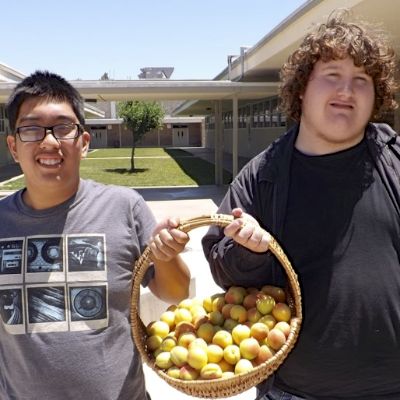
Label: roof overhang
xmin=225 ymin=0 xmax=400 ymax=83
xmin=0 ymin=80 xmax=278 ymax=117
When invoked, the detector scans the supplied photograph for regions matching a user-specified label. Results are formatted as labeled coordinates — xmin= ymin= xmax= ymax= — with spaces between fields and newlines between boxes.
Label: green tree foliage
xmin=118 ymin=100 xmax=165 ymax=171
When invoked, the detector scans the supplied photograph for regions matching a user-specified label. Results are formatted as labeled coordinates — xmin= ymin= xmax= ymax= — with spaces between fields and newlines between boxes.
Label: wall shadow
xmin=164 ymin=149 xmax=232 ymax=185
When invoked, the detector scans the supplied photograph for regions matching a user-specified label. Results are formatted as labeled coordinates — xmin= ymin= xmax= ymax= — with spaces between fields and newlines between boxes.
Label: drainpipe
xmin=239 ymin=46 xmax=250 ymax=81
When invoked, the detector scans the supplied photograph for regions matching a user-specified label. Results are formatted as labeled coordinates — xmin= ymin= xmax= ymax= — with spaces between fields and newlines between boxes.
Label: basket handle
xmin=131 ymin=214 xmax=302 ymax=329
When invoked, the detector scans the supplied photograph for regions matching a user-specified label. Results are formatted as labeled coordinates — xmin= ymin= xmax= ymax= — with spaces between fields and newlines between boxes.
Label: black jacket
xmin=202 ymin=122 xmax=400 ymax=289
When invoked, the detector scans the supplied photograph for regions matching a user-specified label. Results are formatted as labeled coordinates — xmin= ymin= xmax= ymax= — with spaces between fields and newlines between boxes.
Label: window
xmin=0 ymin=105 xmax=5 ymax=133
xmin=271 ymin=98 xmax=279 ymax=127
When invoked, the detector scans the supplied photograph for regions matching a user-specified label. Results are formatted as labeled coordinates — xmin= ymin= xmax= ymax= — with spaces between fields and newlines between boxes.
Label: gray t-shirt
xmin=0 ymin=179 xmax=156 ymax=400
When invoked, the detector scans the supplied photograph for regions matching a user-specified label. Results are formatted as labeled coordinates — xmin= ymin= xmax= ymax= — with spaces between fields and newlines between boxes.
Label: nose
xmin=39 ymin=130 xmax=61 ymax=148
xmin=337 ymin=79 xmax=353 ymax=97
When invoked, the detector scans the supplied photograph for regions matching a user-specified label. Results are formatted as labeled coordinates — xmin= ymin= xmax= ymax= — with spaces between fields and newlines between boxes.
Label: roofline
xmin=0 ymin=80 xmax=277 ymax=102
xmin=0 ymin=62 xmax=26 ymax=80
xmin=213 ymin=0 xmax=321 ymax=81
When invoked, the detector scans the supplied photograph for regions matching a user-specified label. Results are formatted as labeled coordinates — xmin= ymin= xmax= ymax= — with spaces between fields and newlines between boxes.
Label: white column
xmin=214 ymin=101 xmax=223 ymax=185
xmin=232 ymin=96 xmax=239 ymax=178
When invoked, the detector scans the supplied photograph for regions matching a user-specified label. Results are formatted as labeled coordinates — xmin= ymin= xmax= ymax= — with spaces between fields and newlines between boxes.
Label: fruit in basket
xmin=223 ymin=344 xmax=241 ymax=365
xmin=179 ymin=365 xmax=200 ymax=380
xmin=224 ymin=286 xmax=246 ymax=305
xmin=146 ymin=284 xmax=294 ymax=381
xmin=212 ymin=330 xmax=233 ymax=349
xmin=272 ymin=303 xmax=291 ymax=322
xmin=160 ymin=336 xmax=177 ymax=352
xmin=212 ymin=295 xmax=226 ymax=312
xmin=170 ymin=346 xmax=188 ymax=367
xmin=239 ymin=337 xmax=260 ymax=360
xmin=250 ymin=322 xmax=269 ymax=341
xmin=256 ymin=294 xmax=276 ymax=315
xmin=178 ymin=332 xmax=197 ymax=348
xmin=174 ymin=307 xmax=192 ymax=324
xmin=261 ymin=285 xmax=286 ymax=303
xmin=187 ymin=346 xmax=208 ymax=370
xmin=258 ymin=314 xmax=277 ymax=330
xmin=267 ymin=328 xmax=287 ymax=351
xmin=230 ymin=305 xmax=247 ymax=323
xmin=196 ymin=322 xmax=215 ymax=343
xmin=146 ymin=335 xmax=163 ymax=352
xmin=275 ymin=321 xmax=291 ymax=338
xmin=247 ymin=307 xmax=262 ymax=323
xmin=147 ymin=320 xmax=170 ymax=339
xmin=209 ymin=310 xmax=224 ymax=326
xmin=166 ymin=365 xmax=181 ymax=379
xmin=200 ymin=363 xmax=223 ymax=380
xmin=232 ymin=324 xmax=251 ymax=344
xmin=235 ymin=358 xmax=253 ymax=375
xmin=207 ymin=344 xmax=224 ymax=363
xmin=160 ymin=310 xmax=176 ymax=329
xmin=155 ymin=351 xmax=173 ymax=369
xmin=253 ymin=344 xmax=275 ymax=366
xmin=243 ymin=293 xmax=259 ymax=309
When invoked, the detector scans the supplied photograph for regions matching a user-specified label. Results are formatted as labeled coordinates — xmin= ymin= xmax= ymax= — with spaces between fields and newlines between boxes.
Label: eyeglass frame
xmin=14 ymin=123 xmax=84 ymax=142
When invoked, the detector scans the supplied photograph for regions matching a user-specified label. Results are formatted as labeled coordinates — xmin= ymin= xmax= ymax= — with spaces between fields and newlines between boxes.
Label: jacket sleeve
xmin=202 ymin=165 xmax=284 ymax=290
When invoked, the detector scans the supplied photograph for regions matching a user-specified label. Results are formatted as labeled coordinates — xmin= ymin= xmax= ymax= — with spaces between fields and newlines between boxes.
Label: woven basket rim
xmin=131 ymin=213 xmax=303 ymax=398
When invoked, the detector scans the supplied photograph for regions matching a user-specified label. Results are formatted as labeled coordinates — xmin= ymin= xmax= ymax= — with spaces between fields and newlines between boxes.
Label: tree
xmin=118 ymin=100 xmax=165 ymax=171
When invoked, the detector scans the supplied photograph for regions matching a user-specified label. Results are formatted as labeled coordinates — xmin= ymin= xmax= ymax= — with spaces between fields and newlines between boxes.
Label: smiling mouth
xmin=38 ymin=158 xmax=62 ymax=167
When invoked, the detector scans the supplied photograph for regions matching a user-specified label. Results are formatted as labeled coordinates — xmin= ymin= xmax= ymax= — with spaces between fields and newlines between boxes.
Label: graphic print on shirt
xmin=0 ymin=234 xmax=108 ymax=334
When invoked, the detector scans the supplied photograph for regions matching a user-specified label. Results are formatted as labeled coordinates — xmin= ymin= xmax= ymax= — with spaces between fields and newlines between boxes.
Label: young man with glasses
xmin=203 ymin=10 xmax=400 ymax=400
xmin=1 ymin=71 xmax=190 ymax=399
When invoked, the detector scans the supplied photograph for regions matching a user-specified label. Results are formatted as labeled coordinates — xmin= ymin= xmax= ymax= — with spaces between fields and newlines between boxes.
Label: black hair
xmin=6 ymin=70 xmax=85 ymax=132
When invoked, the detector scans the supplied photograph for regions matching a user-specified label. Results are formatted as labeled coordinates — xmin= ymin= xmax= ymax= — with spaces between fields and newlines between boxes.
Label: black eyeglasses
xmin=15 ymin=123 xmax=83 ymax=142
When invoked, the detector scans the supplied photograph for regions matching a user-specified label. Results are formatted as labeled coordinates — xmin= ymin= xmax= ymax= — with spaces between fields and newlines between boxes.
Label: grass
xmin=0 ymin=147 xmax=232 ymax=189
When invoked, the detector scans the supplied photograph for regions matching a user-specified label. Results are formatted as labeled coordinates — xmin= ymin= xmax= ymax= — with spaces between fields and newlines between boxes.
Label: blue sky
xmin=3 ymin=0 xmax=306 ymax=80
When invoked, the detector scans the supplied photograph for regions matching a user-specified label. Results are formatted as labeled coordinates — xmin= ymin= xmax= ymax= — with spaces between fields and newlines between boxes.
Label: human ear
xmin=80 ymin=131 xmax=91 ymax=159
xmin=6 ymin=135 xmax=19 ymax=163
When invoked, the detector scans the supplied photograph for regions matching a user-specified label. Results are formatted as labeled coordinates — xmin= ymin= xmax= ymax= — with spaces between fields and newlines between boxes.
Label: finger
xmin=256 ymin=232 xmax=270 ymax=253
xmin=235 ymin=224 xmax=256 ymax=243
xmin=231 ymin=208 xmax=243 ymax=218
xmin=245 ymin=227 xmax=264 ymax=250
xmin=158 ymin=229 xmax=186 ymax=252
xmin=150 ymin=236 xmax=174 ymax=261
xmin=169 ymin=229 xmax=190 ymax=245
xmin=224 ymin=219 xmax=245 ymax=237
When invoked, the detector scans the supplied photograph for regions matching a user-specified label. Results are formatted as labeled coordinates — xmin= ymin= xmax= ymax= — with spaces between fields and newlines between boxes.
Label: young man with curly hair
xmin=203 ymin=10 xmax=400 ymax=399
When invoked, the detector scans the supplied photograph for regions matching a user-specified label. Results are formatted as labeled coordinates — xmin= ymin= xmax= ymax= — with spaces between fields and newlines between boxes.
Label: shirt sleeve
xmin=202 ymin=171 xmax=280 ymax=290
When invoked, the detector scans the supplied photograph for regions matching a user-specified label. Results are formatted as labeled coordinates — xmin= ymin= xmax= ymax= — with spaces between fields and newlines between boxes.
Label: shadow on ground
xmin=136 ymin=185 xmax=228 ymax=202
xmin=104 ymin=168 xmax=149 ymax=174
xmin=164 ymin=148 xmax=232 ymax=185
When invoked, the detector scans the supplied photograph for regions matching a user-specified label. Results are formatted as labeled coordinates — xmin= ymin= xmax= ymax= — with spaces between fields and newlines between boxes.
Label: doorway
xmin=172 ymin=126 xmax=189 ymax=147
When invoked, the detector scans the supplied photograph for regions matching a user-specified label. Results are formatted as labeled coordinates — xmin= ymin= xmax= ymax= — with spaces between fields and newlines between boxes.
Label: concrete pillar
xmin=214 ymin=101 xmax=224 ymax=185
xmin=232 ymin=96 xmax=239 ymax=178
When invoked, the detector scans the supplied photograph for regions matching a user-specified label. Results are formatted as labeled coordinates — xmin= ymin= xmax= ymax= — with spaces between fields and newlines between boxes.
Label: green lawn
xmin=0 ymin=148 xmax=231 ymax=189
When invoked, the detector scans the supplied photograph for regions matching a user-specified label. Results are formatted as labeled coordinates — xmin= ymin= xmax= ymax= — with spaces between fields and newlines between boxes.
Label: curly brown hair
xmin=279 ymin=9 xmax=398 ymax=122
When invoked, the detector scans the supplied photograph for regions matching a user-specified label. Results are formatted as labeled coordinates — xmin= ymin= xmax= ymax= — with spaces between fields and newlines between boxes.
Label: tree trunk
xmin=130 ymin=145 xmax=136 ymax=172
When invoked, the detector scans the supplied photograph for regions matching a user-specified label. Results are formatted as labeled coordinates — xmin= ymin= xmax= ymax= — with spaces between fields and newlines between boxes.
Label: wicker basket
xmin=131 ymin=214 xmax=302 ymax=398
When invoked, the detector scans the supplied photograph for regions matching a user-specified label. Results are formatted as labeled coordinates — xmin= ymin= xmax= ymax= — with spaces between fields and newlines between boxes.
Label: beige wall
xmin=205 ymin=126 xmax=286 ymax=159
xmin=87 ymin=122 xmax=202 ymax=149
